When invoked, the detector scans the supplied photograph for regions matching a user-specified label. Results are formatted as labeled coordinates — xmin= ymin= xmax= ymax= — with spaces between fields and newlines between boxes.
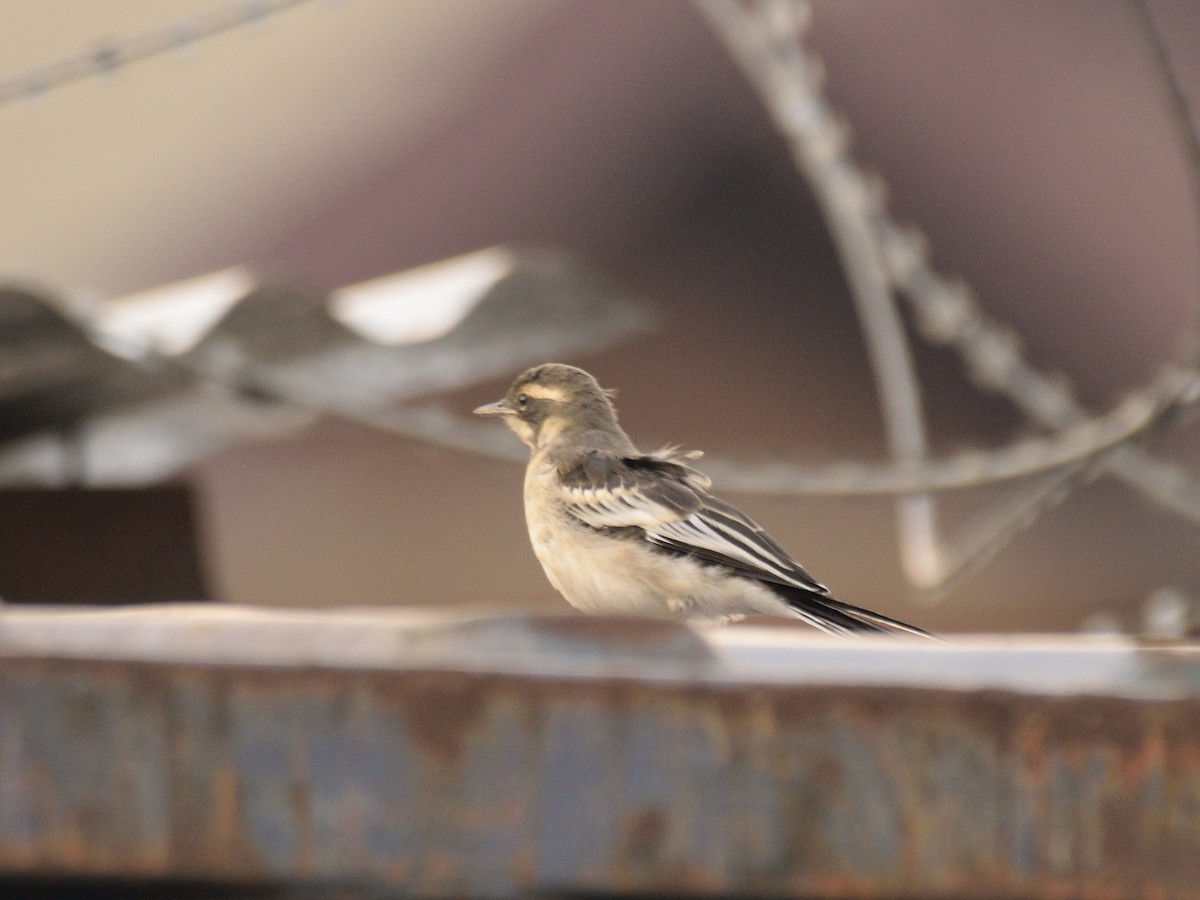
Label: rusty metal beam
xmin=0 ymin=606 xmax=1198 ymax=897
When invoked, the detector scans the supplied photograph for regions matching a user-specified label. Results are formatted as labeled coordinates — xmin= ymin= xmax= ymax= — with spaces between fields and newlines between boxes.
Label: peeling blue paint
xmin=0 ymin=623 xmax=1199 ymax=897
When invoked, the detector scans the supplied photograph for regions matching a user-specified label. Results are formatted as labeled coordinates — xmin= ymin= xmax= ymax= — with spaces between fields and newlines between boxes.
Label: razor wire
xmin=0 ymin=0 xmax=320 ymax=109
xmin=696 ymin=0 xmax=1200 ymax=594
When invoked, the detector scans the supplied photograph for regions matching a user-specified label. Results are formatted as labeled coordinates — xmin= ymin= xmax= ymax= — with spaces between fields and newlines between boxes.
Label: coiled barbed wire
xmin=0 ymin=0 xmax=319 ymax=109
xmin=696 ymin=0 xmax=1200 ymax=594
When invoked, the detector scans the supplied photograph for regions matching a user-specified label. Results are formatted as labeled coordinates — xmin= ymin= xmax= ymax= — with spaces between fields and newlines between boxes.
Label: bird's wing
xmin=558 ymin=450 xmax=826 ymax=593
xmin=645 ymin=493 xmax=828 ymax=593
xmin=558 ymin=450 xmax=935 ymax=638
xmin=557 ymin=450 xmax=706 ymax=529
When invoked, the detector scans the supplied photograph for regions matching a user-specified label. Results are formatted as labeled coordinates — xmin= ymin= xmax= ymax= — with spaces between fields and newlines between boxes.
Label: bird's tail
xmin=774 ymin=584 xmax=936 ymax=638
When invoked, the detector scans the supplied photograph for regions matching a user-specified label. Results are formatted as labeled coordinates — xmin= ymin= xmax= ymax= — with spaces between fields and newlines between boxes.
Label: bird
xmin=474 ymin=363 xmax=931 ymax=636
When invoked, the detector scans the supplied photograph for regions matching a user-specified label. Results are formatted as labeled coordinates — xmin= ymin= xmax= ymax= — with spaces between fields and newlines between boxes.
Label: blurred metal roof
xmin=0 ymin=248 xmax=649 ymax=486
xmin=0 ymin=287 xmax=184 ymax=438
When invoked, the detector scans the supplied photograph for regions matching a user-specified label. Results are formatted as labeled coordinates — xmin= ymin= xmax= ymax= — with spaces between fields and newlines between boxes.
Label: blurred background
xmin=2 ymin=0 xmax=1199 ymax=634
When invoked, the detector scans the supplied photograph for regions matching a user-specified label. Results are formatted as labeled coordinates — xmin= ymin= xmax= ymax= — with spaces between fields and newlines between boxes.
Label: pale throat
xmin=506 ymin=417 xmax=537 ymax=447
xmin=534 ymin=414 xmax=571 ymax=449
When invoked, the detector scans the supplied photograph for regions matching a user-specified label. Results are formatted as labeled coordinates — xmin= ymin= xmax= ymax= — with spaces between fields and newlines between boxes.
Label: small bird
xmin=475 ymin=363 xmax=931 ymax=636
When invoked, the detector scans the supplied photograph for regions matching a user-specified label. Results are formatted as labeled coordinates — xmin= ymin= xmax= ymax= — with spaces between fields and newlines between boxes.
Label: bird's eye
xmin=517 ymin=393 xmax=529 ymax=407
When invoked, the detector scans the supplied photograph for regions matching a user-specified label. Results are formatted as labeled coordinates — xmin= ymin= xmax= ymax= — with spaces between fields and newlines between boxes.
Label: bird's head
xmin=474 ymin=363 xmax=620 ymax=449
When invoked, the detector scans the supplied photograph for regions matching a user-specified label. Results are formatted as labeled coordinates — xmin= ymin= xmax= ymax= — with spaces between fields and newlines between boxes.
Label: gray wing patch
xmin=559 ymin=452 xmax=703 ymax=529
xmin=645 ymin=498 xmax=827 ymax=594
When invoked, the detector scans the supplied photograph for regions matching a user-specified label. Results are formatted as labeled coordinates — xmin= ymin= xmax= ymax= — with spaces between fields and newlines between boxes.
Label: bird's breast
xmin=522 ymin=458 xmax=678 ymax=617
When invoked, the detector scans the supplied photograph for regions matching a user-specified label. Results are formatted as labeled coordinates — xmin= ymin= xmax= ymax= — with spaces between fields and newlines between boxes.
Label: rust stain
xmin=374 ymin=670 xmax=496 ymax=768
xmin=209 ymin=768 xmax=241 ymax=853
xmin=622 ymin=807 xmax=668 ymax=865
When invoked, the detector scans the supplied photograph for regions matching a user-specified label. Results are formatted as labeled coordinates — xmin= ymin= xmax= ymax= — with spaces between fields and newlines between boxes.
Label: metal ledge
xmin=0 ymin=605 xmax=1198 ymax=897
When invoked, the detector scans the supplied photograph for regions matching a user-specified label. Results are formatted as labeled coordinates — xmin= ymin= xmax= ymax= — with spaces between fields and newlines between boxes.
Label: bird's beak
xmin=473 ymin=400 xmax=513 ymax=417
